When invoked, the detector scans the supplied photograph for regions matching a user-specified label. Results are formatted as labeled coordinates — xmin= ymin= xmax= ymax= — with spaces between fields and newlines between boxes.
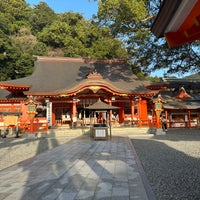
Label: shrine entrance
xmin=55 ymin=107 xmax=71 ymax=125
xmin=52 ymin=102 xmax=72 ymax=126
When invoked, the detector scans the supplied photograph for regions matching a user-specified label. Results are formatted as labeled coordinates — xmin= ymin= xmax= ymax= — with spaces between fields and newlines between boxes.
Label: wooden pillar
xmin=138 ymin=99 xmax=148 ymax=127
xmin=108 ymin=98 xmax=112 ymax=123
xmin=151 ymin=109 xmax=154 ymax=128
xmin=130 ymin=98 xmax=134 ymax=124
xmin=188 ymin=110 xmax=191 ymax=128
xmin=72 ymin=101 xmax=76 ymax=118
xmin=165 ymin=110 xmax=168 ymax=129
xmin=137 ymin=98 xmax=142 ymax=119
xmin=72 ymin=99 xmax=77 ymax=127
xmin=155 ymin=109 xmax=162 ymax=129
xmin=168 ymin=111 xmax=172 ymax=128
xmin=72 ymin=100 xmax=77 ymax=118
xmin=118 ymin=102 xmax=124 ymax=123
xmin=11 ymin=103 xmax=14 ymax=112
xmin=30 ymin=119 xmax=34 ymax=134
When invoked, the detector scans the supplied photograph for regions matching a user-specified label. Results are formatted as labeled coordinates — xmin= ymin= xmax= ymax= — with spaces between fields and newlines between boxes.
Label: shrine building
xmin=0 ymin=57 xmax=157 ymax=130
xmin=0 ymin=56 xmax=200 ymax=133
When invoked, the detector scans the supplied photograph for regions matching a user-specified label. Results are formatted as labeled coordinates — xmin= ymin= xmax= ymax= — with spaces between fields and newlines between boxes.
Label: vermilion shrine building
xmin=0 ymin=57 xmax=156 ymax=131
xmin=0 ymin=56 xmax=200 ymax=132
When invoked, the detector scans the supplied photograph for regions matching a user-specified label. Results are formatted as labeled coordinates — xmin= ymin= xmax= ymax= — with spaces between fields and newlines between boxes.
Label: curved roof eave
xmin=0 ymin=82 xmax=31 ymax=92
xmin=24 ymin=79 xmax=155 ymax=97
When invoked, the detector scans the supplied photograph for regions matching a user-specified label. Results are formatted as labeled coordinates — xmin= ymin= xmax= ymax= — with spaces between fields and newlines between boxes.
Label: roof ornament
xmin=176 ymin=86 xmax=191 ymax=99
xmin=87 ymin=70 xmax=103 ymax=79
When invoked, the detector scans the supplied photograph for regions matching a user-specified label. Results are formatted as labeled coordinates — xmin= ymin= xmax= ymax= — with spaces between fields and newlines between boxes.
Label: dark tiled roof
xmin=0 ymin=89 xmax=11 ymax=98
xmin=85 ymin=98 xmax=119 ymax=111
xmin=159 ymin=89 xmax=200 ymax=101
xmin=164 ymin=81 xmax=200 ymax=91
xmin=157 ymin=87 xmax=200 ymax=109
xmin=4 ymin=57 xmax=151 ymax=95
xmin=163 ymin=101 xmax=200 ymax=110
xmin=0 ymin=88 xmax=26 ymax=100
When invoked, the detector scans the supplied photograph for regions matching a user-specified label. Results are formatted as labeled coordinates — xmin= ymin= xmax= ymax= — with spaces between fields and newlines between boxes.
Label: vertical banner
xmin=46 ymin=102 xmax=52 ymax=127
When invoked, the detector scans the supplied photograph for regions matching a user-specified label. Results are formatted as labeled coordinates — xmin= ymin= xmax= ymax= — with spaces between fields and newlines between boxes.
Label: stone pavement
xmin=0 ymin=135 xmax=155 ymax=200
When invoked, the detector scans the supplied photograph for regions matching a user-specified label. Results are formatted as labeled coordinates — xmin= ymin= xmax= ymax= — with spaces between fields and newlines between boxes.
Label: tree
xmin=38 ymin=12 xmax=127 ymax=58
xmin=0 ymin=32 xmax=22 ymax=80
xmin=0 ymin=0 xmax=31 ymax=34
xmin=29 ymin=2 xmax=56 ymax=34
xmin=0 ymin=0 xmax=128 ymax=80
xmin=96 ymin=0 xmax=200 ymax=76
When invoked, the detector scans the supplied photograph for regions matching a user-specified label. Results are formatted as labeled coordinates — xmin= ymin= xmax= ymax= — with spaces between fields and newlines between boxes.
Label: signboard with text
xmin=46 ymin=102 xmax=52 ymax=126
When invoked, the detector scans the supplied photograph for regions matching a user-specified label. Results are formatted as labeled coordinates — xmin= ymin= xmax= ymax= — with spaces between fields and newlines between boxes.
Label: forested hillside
xmin=0 ymin=0 xmax=128 ymax=81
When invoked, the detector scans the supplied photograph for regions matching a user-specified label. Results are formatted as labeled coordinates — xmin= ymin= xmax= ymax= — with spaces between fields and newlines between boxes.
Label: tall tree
xmin=38 ymin=12 xmax=127 ymax=58
xmin=0 ymin=0 xmax=31 ymax=34
xmin=29 ymin=2 xmax=56 ymax=34
xmin=96 ymin=0 xmax=200 ymax=76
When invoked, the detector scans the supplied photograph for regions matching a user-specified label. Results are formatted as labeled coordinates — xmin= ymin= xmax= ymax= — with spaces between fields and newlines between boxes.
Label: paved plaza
xmin=0 ymin=133 xmax=155 ymax=200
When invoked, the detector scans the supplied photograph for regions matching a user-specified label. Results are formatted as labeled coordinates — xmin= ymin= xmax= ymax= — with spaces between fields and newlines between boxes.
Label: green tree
xmin=97 ymin=0 xmax=146 ymax=36
xmin=0 ymin=33 xmax=22 ymax=80
xmin=12 ymin=27 xmax=47 ymax=56
xmin=0 ymin=0 xmax=31 ymax=34
xmin=96 ymin=0 xmax=200 ymax=76
xmin=38 ymin=21 xmax=71 ymax=48
xmin=0 ymin=0 xmax=129 ymax=80
xmin=39 ymin=12 xmax=127 ymax=58
xmin=29 ymin=2 xmax=56 ymax=34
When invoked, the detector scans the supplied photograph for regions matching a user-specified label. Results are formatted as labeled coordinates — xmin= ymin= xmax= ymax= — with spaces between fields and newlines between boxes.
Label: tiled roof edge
xmin=36 ymin=56 xmax=127 ymax=64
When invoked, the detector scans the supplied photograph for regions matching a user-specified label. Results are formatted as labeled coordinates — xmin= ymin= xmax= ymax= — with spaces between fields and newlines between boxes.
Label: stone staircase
xmin=44 ymin=125 xmax=152 ymax=138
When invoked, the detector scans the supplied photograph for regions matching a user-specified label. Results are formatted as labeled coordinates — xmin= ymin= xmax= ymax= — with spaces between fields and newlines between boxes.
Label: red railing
xmin=19 ymin=118 xmax=48 ymax=133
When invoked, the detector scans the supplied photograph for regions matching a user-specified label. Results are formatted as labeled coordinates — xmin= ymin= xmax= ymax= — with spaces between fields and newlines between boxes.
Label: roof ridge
xmin=36 ymin=56 xmax=126 ymax=64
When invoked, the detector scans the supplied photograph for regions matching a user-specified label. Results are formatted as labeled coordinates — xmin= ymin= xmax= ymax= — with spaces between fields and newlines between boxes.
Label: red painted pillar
xmin=118 ymin=102 xmax=124 ymax=123
xmin=165 ymin=110 xmax=168 ymax=129
xmin=156 ymin=111 xmax=161 ymax=129
xmin=130 ymin=98 xmax=134 ymax=124
xmin=138 ymin=100 xmax=148 ymax=127
xmin=108 ymin=98 xmax=112 ymax=124
xmin=72 ymin=101 xmax=77 ymax=119
xmin=188 ymin=110 xmax=191 ymax=128
xmin=72 ymin=101 xmax=77 ymax=118
xmin=11 ymin=103 xmax=14 ymax=112
xmin=72 ymin=100 xmax=77 ymax=127
xmin=138 ymin=99 xmax=142 ymax=127
xmin=30 ymin=119 xmax=34 ymax=134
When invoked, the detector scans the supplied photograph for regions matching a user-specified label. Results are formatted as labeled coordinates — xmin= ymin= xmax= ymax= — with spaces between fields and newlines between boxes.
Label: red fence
xmin=0 ymin=117 xmax=48 ymax=134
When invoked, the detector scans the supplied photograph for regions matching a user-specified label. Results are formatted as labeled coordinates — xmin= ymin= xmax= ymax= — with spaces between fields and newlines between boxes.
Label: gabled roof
xmin=151 ymin=0 xmax=200 ymax=47
xmin=157 ymin=83 xmax=200 ymax=110
xmin=0 ymin=57 xmax=153 ymax=97
xmin=85 ymin=98 xmax=119 ymax=111
xmin=163 ymin=101 xmax=200 ymax=110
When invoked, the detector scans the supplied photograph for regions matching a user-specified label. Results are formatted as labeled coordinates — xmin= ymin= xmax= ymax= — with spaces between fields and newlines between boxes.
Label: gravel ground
xmin=131 ymin=128 xmax=200 ymax=200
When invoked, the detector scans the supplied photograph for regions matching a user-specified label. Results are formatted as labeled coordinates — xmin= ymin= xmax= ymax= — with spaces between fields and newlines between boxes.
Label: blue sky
xmin=25 ymin=0 xmax=98 ymax=19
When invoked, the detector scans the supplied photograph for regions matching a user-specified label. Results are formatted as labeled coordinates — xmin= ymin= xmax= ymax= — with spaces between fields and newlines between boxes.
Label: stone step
xmin=48 ymin=126 xmax=151 ymax=136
